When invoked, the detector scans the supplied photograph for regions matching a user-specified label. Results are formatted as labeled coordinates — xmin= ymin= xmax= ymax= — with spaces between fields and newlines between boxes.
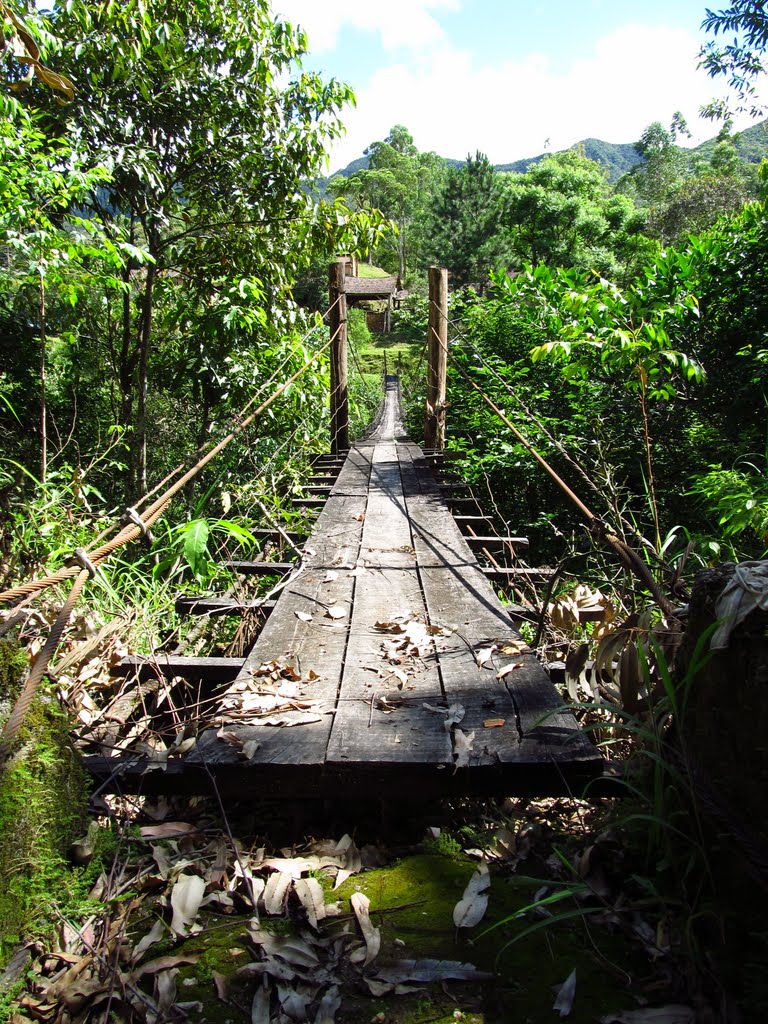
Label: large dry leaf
xmin=452 ymin=728 xmax=475 ymax=768
xmin=496 ymin=662 xmax=523 ymax=680
xmin=263 ymin=871 xmax=292 ymax=915
xmin=262 ymin=856 xmax=313 ymax=879
xmin=453 ymin=860 xmax=490 ymax=929
xmin=140 ymin=822 xmax=198 ymax=840
xmin=131 ymin=954 xmax=199 ymax=980
xmin=170 ymin=874 xmax=205 ymax=936
xmin=293 ymin=878 xmax=326 ymax=929
xmin=248 ymin=926 xmax=321 ymax=969
xmin=600 ymin=1009 xmax=695 ymax=1024
xmin=350 ymin=892 xmax=380 ymax=965
xmin=332 ymin=834 xmax=362 ymax=890
xmin=371 ymin=959 xmax=494 ymax=983
xmin=277 ymin=981 xmax=313 ymax=1020
xmin=314 ymin=984 xmax=341 ymax=1024
xmin=154 ymin=966 xmax=178 ymax=1013
xmin=251 ymin=978 xmax=271 ymax=1024
xmin=132 ymin=919 xmax=165 ymax=962
xmin=553 ymin=968 xmax=577 ymax=1017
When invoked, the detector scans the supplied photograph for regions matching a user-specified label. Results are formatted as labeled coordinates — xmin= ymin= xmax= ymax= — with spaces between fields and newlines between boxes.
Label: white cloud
xmin=323 ymin=23 xmax=765 ymax=172
xmin=272 ymin=0 xmax=460 ymax=52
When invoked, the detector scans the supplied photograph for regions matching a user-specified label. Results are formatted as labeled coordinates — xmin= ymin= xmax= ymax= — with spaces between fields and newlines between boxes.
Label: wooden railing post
xmin=424 ymin=266 xmax=448 ymax=450
xmin=328 ymin=258 xmax=349 ymax=454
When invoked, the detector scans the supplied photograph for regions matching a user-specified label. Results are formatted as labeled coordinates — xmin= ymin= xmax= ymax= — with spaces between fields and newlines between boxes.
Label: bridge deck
xmin=86 ymin=380 xmax=601 ymax=797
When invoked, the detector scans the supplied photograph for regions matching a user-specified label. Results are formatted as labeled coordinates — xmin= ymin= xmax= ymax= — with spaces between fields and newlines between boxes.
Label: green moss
xmin=334 ymin=855 xmax=635 ymax=1022
xmin=0 ymin=640 xmax=94 ymax=966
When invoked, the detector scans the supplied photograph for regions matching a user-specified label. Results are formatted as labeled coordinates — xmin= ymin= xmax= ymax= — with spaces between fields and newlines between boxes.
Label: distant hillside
xmin=691 ymin=118 xmax=768 ymax=165
xmin=324 ymin=120 xmax=768 ymax=189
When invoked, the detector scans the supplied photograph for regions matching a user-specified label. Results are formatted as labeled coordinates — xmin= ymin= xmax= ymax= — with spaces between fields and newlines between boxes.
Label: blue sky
xmin=273 ymin=1 xmax=764 ymax=173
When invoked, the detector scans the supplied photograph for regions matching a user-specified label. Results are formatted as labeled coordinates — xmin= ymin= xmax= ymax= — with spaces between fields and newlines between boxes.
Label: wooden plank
xmin=292 ymin=497 xmax=325 ymax=509
xmin=187 ymin=448 xmax=374 ymax=771
xmin=465 ymin=535 xmax=529 ymax=549
xmin=175 ymin=597 xmax=277 ymax=618
xmin=397 ymin=443 xmax=601 ymax=782
xmin=482 ymin=567 xmax=555 ymax=581
xmin=325 ymin=440 xmax=451 ymax=774
xmin=225 ymin=561 xmax=295 ymax=576
xmin=113 ymin=656 xmax=244 ymax=683
xmin=453 ymin=514 xmax=494 ymax=529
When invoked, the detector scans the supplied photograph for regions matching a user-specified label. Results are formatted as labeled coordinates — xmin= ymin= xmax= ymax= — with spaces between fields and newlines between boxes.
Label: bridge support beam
xmin=425 ymin=266 xmax=448 ymax=451
xmin=329 ymin=258 xmax=349 ymax=455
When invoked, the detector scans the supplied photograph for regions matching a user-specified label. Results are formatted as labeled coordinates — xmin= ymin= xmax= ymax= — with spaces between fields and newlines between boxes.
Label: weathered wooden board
xmin=185 ymin=448 xmax=373 ymax=773
xmin=325 ymin=440 xmax=451 ymax=773
xmin=398 ymin=442 xmax=600 ymax=787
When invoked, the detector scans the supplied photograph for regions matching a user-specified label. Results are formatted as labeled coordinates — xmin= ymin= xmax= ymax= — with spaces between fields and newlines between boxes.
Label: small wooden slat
xmin=113 ymin=656 xmax=244 ymax=683
xmin=175 ymin=597 xmax=277 ymax=618
xmin=225 ymin=561 xmax=295 ymax=576
xmin=465 ymin=535 xmax=529 ymax=549
xmin=307 ymin=485 xmax=334 ymax=495
xmin=292 ymin=497 xmax=326 ymax=509
xmin=453 ymin=514 xmax=494 ymax=528
xmin=482 ymin=567 xmax=555 ymax=581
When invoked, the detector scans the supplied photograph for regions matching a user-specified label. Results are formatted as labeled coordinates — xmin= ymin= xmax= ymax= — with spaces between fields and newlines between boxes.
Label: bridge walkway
xmin=85 ymin=378 xmax=601 ymax=798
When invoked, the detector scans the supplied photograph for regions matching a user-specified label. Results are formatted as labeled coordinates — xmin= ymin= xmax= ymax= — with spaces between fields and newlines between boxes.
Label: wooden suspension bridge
xmin=5 ymin=263 xmax=606 ymax=800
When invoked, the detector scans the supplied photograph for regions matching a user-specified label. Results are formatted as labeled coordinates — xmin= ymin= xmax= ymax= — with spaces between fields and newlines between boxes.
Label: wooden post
xmin=424 ymin=266 xmax=448 ymax=451
xmin=328 ymin=258 xmax=349 ymax=454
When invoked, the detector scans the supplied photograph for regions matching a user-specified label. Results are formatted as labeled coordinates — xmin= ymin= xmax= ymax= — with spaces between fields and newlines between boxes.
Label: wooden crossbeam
xmin=225 ymin=561 xmax=295 ymax=575
xmin=113 ymin=655 xmax=244 ymax=683
xmin=175 ymin=597 xmax=277 ymax=617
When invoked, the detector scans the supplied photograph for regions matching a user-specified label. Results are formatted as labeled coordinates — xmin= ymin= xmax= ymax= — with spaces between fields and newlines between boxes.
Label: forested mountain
xmin=327 ymin=119 xmax=768 ymax=185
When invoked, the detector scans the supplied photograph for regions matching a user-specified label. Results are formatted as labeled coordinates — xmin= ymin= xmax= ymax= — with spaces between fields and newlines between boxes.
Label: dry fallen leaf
xmin=452 ymin=728 xmax=475 ymax=768
xmin=453 ymin=860 xmax=490 ymax=929
xmin=293 ymin=877 xmax=326 ymax=930
xmin=295 ymin=610 xmax=313 ymax=622
xmin=483 ymin=718 xmax=505 ymax=728
xmin=170 ymin=874 xmax=206 ymax=936
xmin=326 ymin=605 xmax=346 ymax=620
xmin=476 ymin=645 xmax=497 ymax=668
xmin=496 ymin=662 xmax=523 ymax=680
xmin=350 ymin=892 xmax=380 ymax=965
xmin=553 ymin=968 xmax=577 ymax=1017
xmin=263 ymin=871 xmax=292 ymax=915
xmin=140 ymin=822 xmax=198 ymax=840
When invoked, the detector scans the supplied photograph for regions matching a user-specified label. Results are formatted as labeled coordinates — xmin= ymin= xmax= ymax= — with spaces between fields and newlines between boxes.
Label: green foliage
xmin=500 ymin=149 xmax=653 ymax=279
xmin=689 ymin=462 xmax=768 ymax=555
xmin=422 ymin=831 xmax=463 ymax=858
xmin=700 ymin=1 xmax=768 ymax=119
xmin=424 ymin=152 xmax=505 ymax=289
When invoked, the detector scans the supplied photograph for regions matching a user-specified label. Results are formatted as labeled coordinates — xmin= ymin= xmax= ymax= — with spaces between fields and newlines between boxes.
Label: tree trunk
xmin=38 ymin=266 xmax=47 ymax=485
xmin=135 ymin=256 xmax=156 ymax=497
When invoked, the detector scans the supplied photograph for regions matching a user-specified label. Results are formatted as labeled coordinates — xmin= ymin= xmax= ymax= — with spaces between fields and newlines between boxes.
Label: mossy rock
xmin=0 ymin=639 xmax=94 ymax=966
